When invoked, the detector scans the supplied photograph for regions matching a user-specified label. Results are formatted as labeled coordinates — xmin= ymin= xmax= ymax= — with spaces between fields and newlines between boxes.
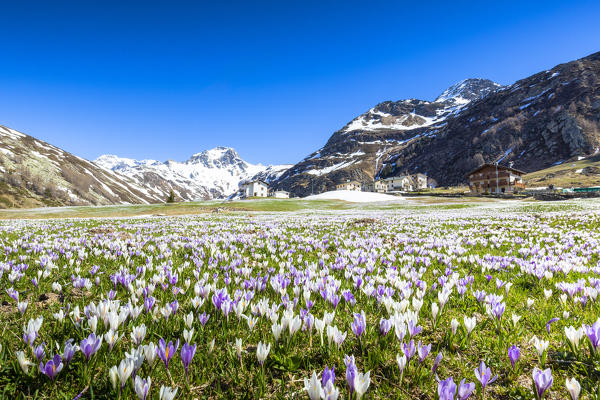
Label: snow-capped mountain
xmin=95 ymin=147 xmax=291 ymax=200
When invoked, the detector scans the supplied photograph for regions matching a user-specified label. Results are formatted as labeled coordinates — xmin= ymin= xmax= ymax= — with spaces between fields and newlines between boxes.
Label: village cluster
xmin=240 ymin=163 xmax=527 ymax=198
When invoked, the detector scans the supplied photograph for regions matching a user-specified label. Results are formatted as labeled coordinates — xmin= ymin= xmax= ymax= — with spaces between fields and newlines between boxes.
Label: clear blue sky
xmin=0 ymin=1 xmax=598 ymax=165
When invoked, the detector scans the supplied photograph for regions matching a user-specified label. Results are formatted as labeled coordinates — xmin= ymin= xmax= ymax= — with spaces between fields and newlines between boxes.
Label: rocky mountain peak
xmin=435 ymin=78 xmax=503 ymax=104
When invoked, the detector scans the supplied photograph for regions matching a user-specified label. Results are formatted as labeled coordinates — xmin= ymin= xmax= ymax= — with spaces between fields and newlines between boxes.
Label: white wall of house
xmin=242 ymin=181 xmax=268 ymax=197
xmin=272 ymin=191 xmax=289 ymax=198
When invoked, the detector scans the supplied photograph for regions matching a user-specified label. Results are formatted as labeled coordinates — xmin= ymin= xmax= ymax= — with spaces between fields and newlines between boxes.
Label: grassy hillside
xmin=524 ymin=153 xmax=600 ymax=188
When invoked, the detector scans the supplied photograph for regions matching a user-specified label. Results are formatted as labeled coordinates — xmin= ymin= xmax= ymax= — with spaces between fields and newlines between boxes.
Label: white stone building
xmin=241 ymin=180 xmax=268 ymax=198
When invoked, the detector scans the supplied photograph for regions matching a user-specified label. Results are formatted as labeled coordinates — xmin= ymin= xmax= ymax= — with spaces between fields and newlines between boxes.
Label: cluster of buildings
xmin=239 ymin=164 xmax=528 ymax=199
xmin=336 ymin=173 xmax=435 ymax=193
xmin=239 ymin=180 xmax=289 ymax=198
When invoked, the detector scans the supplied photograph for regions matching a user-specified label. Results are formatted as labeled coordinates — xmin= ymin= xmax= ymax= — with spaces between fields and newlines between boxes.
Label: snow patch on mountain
xmin=342 ymin=79 xmax=504 ymax=134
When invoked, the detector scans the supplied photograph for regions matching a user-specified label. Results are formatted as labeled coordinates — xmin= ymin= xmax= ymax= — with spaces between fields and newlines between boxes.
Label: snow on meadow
xmin=0 ymin=205 xmax=599 ymax=399
xmin=304 ymin=190 xmax=402 ymax=203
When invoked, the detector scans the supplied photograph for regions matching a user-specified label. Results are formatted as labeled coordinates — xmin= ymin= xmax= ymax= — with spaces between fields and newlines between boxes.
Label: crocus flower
xmin=565 ymin=377 xmax=580 ymax=400
xmin=63 ymin=340 xmax=79 ymax=365
xmin=354 ymin=370 xmax=371 ymax=400
xmin=351 ymin=311 xmax=366 ymax=339
xmin=432 ymin=352 xmax=443 ymax=375
xmin=344 ymin=354 xmax=357 ymax=394
xmin=464 ymin=316 xmax=476 ymax=336
xmin=134 ymin=375 xmax=151 ymax=400
xmin=117 ymin=358 xmax=134 ymax=390
xmin=256 ymin=341 xmax=270 ymax=365
xmin=16 ymin=350 xmax=33 ymax=374
xmin=180 ymin=342 xmax=197 ymax=378
xmin=532 ymin=367 xmax=553 ymax=399
xmin=33 ymin=343 xmax=46 ymax=361
xmin=457 ymin=379 xmax=475 ymax=399
xmin=157 ymin=338 xmax=179 ymax=369
xmin=417 ymin=341 xmax=431 ymax=363
xmin=80 ymin=333 xmax=102 ymax=362
xmin=39 ymin=354 xmax=63 ymax=380
xmin=474 ymin=361 xmax=497 ymax=392
xmin=379 ymin=318 xmax=392 ymax=336
xmin=403 ymin=340 xmax=416 ymax=362
xmin=159 ymin=386 xmax=178 ymax=400
xmin=584 ymin=319 xmax=600 ymax=353
xmin=508 ymin=345 xmax=520 ymax=370
xmin=322 ymin=365 xmax=335 ymax=387
xmin=437 ymin=376 xmax=457 ymax=400
xmin=143 ymin=342 xmax=157 ymax=366
xmin=304 ymin=371 xmax=324 ymax=400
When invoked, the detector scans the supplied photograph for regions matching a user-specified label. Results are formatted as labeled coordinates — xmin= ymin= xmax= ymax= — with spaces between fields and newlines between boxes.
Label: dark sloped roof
xmin=466 ymin=163 xmax=526 ymax=177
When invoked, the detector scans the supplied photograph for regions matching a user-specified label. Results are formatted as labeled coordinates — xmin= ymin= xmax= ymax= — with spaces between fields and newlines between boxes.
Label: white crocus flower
xmin=183 ymin=328 xmax=194 ymax=344
xmin=271 ymin=322 xmax=283 ymax=342
xmin=450 ymin=318 xmax=459 ymax=336
xmin=159 ymin=386 xmax=178 ymax=400
xmin=565 ymin=377 xmax=581 ymax=400
xmin=256 ymin=341 xmax=271 ymax=365
xmin=16 ymin=350 xmax=33 ymax=373
xmin=143 ymin=342 xmax=157 ymax=366
xmin=304 ymin=371 xmax=324 ymax=400
xmin=109 ymin=365 xmax=119 ymax=390
xmin=511 ymin=313 xmax=521 ymax=328
xmin=184 ymin=312 xmax=194 ymax=329
xmin=354 ymin=370 xmax=371 ymax=400
xmin=117 ymin=358 xmax=134 ymax=388
xmin=464 ymin=316 xmax=476 ymax=335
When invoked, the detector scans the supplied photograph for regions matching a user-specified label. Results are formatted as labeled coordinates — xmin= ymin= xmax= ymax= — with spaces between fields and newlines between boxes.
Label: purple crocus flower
xmin=403 ymin=340 xmax=416 ymax=362
xmin=39 ymin=354 xmax=63 ymax=380
xmin=417 ymin=341 xmax=431 ymax=363
xmin=584 ymin=320 xmax=600 ymax=352
xmin=33 ymin=343 xmax=46 ymax=361
xmin=157 ymin=338 xmax=179 ymax=369
xmin=80 ymin=333 xmax=102 ymax=362
xmin=322 ymin=365 xmax=335 ymax=387
xmin=532 ymin=367 xmax=553 ymax=399
xmin=379 ymin=318 xmax=392 ymax=336
xmin=198 ymin=312 xmax=210 ymax=326
xmin=474 ymin=361 xmax=497 ymax=392
xmin=407 ymin=320 xmax=423 ymax=338
xmin=432 ymin=352 xmax=443 ymax=375
xmin=63 ymin=340 xmax=78 ymax=365
xmin=437 ymin=376 xmax=457 ymax=400
xmin=351 ymin=311 xmax=366 ymax=339
xmin=546 ymin=318 xmax=559 ymax=333
xmin=492 ymin=302 xmax=505 ymax=320
xmin=457 ymin=379 xmax=475 ymax=400
xmin=507 ymin=345 xmax=520 ymax=370
xmin=180 ymin=342 xmax=196 ymax=378
xmin=344 ymin=354 xmax=357 ymax=394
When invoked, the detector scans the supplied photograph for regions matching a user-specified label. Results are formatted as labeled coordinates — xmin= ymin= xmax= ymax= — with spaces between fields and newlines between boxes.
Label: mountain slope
xmin=0 ymin=125 xmax=168 ymax=206
xmin=274 ymin=52 xmax=600 ymax=196
xmin=95 ymin=148 xmax=291 ymax=200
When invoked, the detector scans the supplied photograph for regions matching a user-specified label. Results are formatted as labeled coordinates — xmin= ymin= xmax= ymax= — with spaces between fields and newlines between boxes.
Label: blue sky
xmin=0 ymin=1 xmax=598 ymax=165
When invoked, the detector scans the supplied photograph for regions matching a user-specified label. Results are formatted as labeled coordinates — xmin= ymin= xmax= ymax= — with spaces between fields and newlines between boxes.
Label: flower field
xmin=1 ymin=206 xmax=600 ymax=399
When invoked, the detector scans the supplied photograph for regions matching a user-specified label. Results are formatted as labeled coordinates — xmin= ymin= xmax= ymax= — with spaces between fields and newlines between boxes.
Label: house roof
xmin=466 ymin=163 xmax=526 ymax=177
xmin=242 ymin=179 xmax=268 ymax=186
